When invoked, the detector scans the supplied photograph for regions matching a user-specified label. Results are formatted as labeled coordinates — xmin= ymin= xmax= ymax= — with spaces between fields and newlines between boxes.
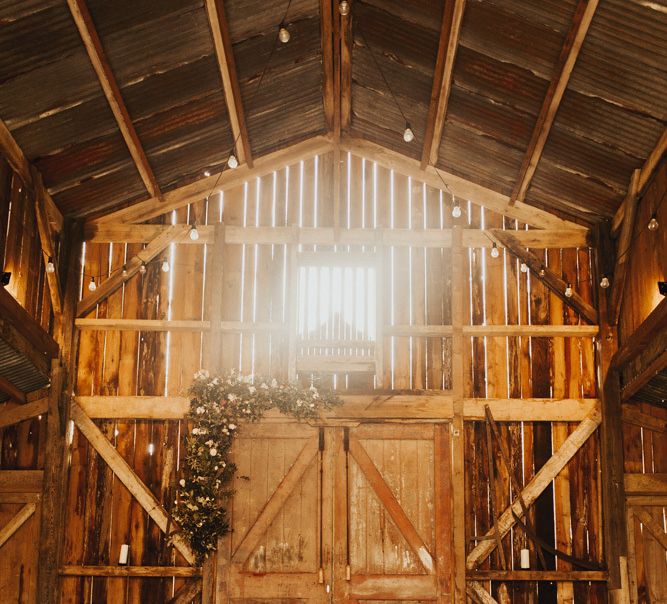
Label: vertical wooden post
xmin=595 ymin=223 xmax=629 ymax=602
xmin=451 ymin=225 xmax=466 ymax=601
xmin=204 ymin=223 xmax=226 ymax=373
xmin=287 ymin=231 xmax=298 ymax=380
xmin=435 ymin=423 xmax=453 ymax=603
xmin=37 ymin=219 xmax=84 ymax=603
xmin=375 ymin=249 xmax=385 ymax=387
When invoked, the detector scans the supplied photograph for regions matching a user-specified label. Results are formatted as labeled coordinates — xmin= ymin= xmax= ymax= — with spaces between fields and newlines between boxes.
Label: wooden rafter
xmin=611 ymin=297 xmax=667 ymax=370
xmin=205 ymin=0 xmax=253 ymax=167
xmin=466 ymin=407 xmax=601 ymax=568
xmin=70 ymin=403 xmax=196 ymax=564
xmin=0 ymin=376 xmax=26 ymax=404
xmin=342 ymin=137 xmax=586 ymax=230
xmin=421 ymin=0 xmax=466 ymax=169
xmin=339 ymin=0 xmax=352 ymax=131
xmin=320 ymin=0 xmax=335 ymax=131
xmin=76 ymin=224 xmax=189 ymax=317
xmin=67 ymin=0 xmax=161 ymax=199
xmin=94 ymin=136 xmax=332 ymax=224
xmin=613 ymin=128 xmax=667 ymax=233
xmin=0 ymin=503 xmax=36 ymax=549
xmin=0 ymin=399 xmax=48 ymax=429
xmin=491 ymin=228 xmax=598 ymax=324
xmin=510 ymin=0 xmax=599 ymax=205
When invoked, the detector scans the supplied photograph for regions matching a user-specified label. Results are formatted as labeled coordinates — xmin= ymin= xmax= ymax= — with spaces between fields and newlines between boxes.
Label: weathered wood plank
xmin=0 ymin=470 xmax=44 ymax=493
xmin=624 ymin=473 xmax=667 ymax=495
xmin=0 ymin=503 xmax=36 ymax=549
xmin=59 ymin=566 xmax=201 ymax=577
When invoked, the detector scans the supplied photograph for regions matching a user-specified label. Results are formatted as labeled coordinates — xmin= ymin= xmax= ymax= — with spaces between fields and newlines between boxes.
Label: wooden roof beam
xmin=320 ymin=0 xmax=335 ymax=132
xmin=420 ymin=0 xmax=466 ymax=169
xmin=205 ymin=0 xmax=253 ymax=168
xmin=612 ymin=127 xmax=667 ymax=234
xmin=510 ymin=0 xmax=599 ymax=206
xmin=67 ymin=0 xmax=162 ymax=200
xmin=490 ymin=228 xmax=598 ymax=324
xmin=339 ymin=0 xmax=352 ymax=132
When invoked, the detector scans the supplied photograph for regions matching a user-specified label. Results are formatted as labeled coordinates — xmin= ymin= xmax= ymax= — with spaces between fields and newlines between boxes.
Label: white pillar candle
xmin=119 ymin=544 xmax=129 ymax=565
xmin=520 ymin=548 xmax=530 ymax=569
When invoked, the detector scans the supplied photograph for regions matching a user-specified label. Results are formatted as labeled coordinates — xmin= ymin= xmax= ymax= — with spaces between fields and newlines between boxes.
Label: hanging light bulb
xmin=46 ymin=256 xmax=55 ymax=274
xmin=452 ymin=200 xmax=462 ymax=219
xmin=204 ymin=170 xmax=211 ymax=177
xmin=227 ymin=153 xmax=239 ymax=169
xmin=121 ymin=265 xmax=128 ymax=278
xmin=539 ymin=266 xmax=546 ymax=277
xmin=139 ymin=263 xmax=147 ymax=275
xmin=648 ymin=213 xmax=659 ymax=231
xmin=520 ymin=262 xmax=528 ymax=273
xmin=278 ymin=24 xmax=290 ymax=43
xmin=600 ymin=274 xmax=610 ymax=289
xmin=88 ymin=277 xmax=97 ymax=292
xmin=564 ymin=283 xmax=573 ymax=298
xmin=161 ymin=258 xmax=170 ymax=273
xmin=189 ymin=224 xmax=200 ymax=241
xmin=490 ymin=243 xmax=500 ymax=258
xmin=339 ymin=0 xmax=350 ymax=15
xmin=403 ymin=123 xmax=414 ymax=143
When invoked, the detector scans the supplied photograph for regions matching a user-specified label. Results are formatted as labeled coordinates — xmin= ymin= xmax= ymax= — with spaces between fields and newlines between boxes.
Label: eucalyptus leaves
xmin=172 ymin=370 xmax=340 ymax=560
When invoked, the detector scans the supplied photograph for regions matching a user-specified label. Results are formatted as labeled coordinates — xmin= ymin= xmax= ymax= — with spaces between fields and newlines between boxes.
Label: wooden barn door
xmin=220 ymin=423 xmax=452 ymax=603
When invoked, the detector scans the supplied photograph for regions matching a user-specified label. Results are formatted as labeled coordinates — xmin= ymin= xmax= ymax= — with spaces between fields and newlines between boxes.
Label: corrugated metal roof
xmin=0 ymin=337 xmax=50 ymax=403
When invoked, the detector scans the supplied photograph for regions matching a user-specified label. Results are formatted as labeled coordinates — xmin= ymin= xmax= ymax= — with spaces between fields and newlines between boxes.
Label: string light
xmin=88 ymin=277 xmax=97 ymax=292
xmin=339 ymin=0 xmax=350 ymax=15
xmin=452 ymin=199 xmax=462 ymax=219
xmin=600 ymin=275 xmax=610 ymax=289
xmin=490 ymin=243 xmax=500 ymax=258
xmin=148 ymin=443 xmax=155 ymax=455
xmin=403 ymin=123 xmax=414 ymax=143
xmin=564 ymin=283 xmax=573 ymax=298
xmin=121 ymin=265 xmax=128 ymax=278
xmin=46 ymin=256 xmax=55 ymax=274
xmin=539 ymin=266 xmax=546 ymax=277
xmin=204 ymin=170 xmax=211 ymax=177
xmin=278 ymin=24 xmax=290 ymax=43
xmin=648 ymin=213 xmax=659 ymax=231
xmin=520 ymin=262 xmax=528 ymax=273
xmin=139 ymin=263 xmax=147 ymax=275
xmin=161 ymin=258 xmax=170 ymax=273
xmin=227 ymin=154 xmax=239 ymax=169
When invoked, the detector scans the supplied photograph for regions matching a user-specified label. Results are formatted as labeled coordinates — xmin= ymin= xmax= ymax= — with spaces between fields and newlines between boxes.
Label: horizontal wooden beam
xmin=0 ymin=376 xmax=26 ymax=403
xmin=0 ymin=398 xmax=48 ymax=429
xmin=77 ymin=224 xmax=189 ymax=317
xmin=60 ymin=566 xmax=201 ymax=577
xmin=341 ymin=137 xmax=586 ymax=231
xmin=74 ymin=395 xmax=599 ymax=422
xmin=70 ymin=403 xmax=196 ymax=564
xmin=75 ymin=319 xmax=284 ymax=332
xmin=624 ymin=473 xmax=667 ymax=496
xmin=0 ymin=470 xmax=44 ymax=493
xmin=622 ymin=404 xmax=667 ymax=433
xmin=491 ymin=229 xmax=598 ymax=324
xmin=84 ymin=224 xmax=590 ymax=248
xmin=467 ymin=570 xmax=607 ymax=582
xmin=93 ymin=136 xmax=333 ymax=225
xmin=388 ymin=324 xmax=598 ymax=338
xmin=0 ymin=503 xmax=36 ymax=549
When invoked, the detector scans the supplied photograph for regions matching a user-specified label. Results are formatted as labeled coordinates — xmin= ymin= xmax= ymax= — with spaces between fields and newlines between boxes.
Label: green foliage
xmin=172 ymin=370 xmax=340 ymax=561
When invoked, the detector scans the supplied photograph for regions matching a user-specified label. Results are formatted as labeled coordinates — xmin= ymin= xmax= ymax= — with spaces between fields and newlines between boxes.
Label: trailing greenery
xmin=172 ymin=370 xmax=340 ymax=561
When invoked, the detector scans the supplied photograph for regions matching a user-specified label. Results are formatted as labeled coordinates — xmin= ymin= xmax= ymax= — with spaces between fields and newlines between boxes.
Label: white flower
xmin=227 ymin=393 xmax=237 ymax=402
xmin=248 ymin=385 xmax=256 ymax=394
xmin=309 ymin=385 xmax=318 ymax=392
xmin=309 ymin=403 xmax=315 ymax=408
xmin=205 ymin=440 xmax=214 ymax=447
xmin=260 ymin=382 xmax=268 ymax=390
xmin=196 ymin=406 xmax=205 ymax=415
xmin=296 ymin=399 xmax=303 ymax=406
xmin=179 ymin=479 xmax=186 ymax=487
xmin=192 ymin=428 xmax=199 ymax=435
xmin=210 ymin=448 xmax=217 ymax=457
xmin=228 ymin=423 xmax=236 ymax=430
xmin=194 ymin=369 xmax=209 ymax=380
xmin=212 ymin=377 xmax=220 ymax=385
xmin=214 ymin=465 xmax=218 ymax=470
xmin=271 ymin=378 xmax=278 ymax=388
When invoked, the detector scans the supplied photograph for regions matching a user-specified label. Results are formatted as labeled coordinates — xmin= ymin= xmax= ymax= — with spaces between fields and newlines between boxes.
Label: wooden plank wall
xmin=619 ymin=159 xmax=666 ymax=602
xmin=63 ymin=151 xmax=604 ymax=602
xmin=0 ymin=154 xmax=55 ymax=603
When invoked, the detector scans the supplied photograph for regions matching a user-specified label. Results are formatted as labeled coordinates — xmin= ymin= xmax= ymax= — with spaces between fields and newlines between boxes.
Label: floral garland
xmin=172 ymin=370 xmax=340 ymax=561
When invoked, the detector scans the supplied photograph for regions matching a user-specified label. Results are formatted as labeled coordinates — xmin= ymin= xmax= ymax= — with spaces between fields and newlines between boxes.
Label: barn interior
xmin=0 ymin=0 xmax=666 ymax=602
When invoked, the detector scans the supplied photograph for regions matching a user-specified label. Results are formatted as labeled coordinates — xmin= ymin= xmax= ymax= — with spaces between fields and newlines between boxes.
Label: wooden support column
xmin=451 ymin=225 xmax=466 ymax=601
xmin=204 ymin=224 xmax=225 ymax=372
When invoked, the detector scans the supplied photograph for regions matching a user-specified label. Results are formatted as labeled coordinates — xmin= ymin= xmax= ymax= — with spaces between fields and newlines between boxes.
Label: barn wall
xmin=0 ymin=153 xmax=56 ymax=603
xmin=619 ymin=158 xmax=667 ymax=602
xmin=63 ymin=152 xmax=604 ymax=602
